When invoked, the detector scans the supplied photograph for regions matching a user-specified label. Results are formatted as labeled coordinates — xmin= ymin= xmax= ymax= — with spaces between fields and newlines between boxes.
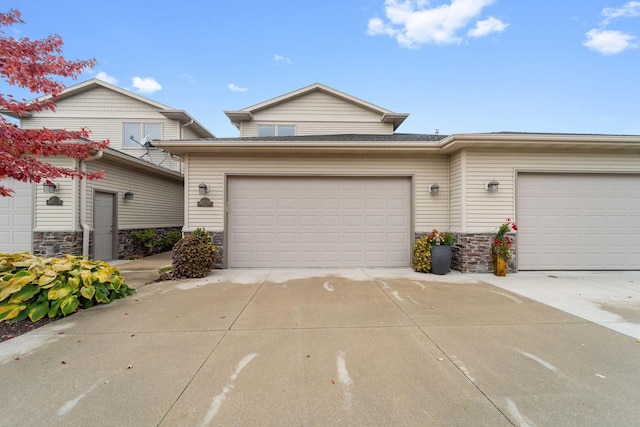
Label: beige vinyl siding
xmin=463 ymin=149 xmax=640 ymax=232
xmin=449 ymin=151 xmax=464 ymax=231
xmin=186 ymin=156 xmax=449 ymax=233
xmin=86 ymin=159 xmax=183 ymax=229
xmin=242 ymin=91 xmax=394 ymax=137
xmin=34 ymin=157 xmax=78 ymax=231
xmin=33 ymin=87 xmax=164 ymax=119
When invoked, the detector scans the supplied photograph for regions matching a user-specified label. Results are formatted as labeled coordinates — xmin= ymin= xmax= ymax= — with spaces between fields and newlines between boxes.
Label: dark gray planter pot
xmin=431 ymin=245 xmax=453 ymax=275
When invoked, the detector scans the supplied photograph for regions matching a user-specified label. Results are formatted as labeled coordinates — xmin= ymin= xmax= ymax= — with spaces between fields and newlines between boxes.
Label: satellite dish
xmin=130 ymin=134 xmax=151 ymax=147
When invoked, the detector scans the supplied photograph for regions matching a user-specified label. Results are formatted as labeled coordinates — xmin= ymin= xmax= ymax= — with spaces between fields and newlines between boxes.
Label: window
xmin=258 ymin=124 xmax=295 ymax=137
xmin=124 ymin=123 xmax=162 ymax=148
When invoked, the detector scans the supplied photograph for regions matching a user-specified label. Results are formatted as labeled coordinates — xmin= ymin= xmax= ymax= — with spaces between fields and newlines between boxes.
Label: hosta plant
xmin=0 ymin=253 xmax=135 ymax=322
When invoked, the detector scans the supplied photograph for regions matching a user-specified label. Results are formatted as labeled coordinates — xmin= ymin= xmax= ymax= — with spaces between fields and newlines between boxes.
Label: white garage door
xmin=0 ymin=178 xmax=33 ymax=253
xmin=228 ymin=176 xmax=411 ymax=267
xmin=517 ymin=173 xmax=640 ymax=270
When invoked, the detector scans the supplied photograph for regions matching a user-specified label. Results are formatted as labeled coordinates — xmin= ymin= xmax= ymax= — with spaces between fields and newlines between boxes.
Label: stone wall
xmin=33 ymin=231 xmax=83 ymax=257
xmin=452 ymin=233 xmax=516 ymax=273
xmin=414 ymin=232 xmax=516 ymax=273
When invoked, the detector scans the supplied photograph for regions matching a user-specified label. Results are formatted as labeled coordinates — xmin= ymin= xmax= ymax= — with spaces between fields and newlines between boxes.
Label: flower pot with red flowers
xmin=491 ymin=218 xmax=517 ymax=276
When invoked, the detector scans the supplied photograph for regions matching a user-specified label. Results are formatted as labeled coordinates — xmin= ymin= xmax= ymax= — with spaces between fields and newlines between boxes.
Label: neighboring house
xmin=0 ymin=79 xmax=215 ymax=260
xmin=156 ymin=83 xmax=640 ymax=272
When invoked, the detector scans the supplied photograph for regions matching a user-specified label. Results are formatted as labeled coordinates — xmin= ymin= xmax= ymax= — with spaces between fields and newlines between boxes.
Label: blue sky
xmin=2 ymin=0 xmax=639 ymax=137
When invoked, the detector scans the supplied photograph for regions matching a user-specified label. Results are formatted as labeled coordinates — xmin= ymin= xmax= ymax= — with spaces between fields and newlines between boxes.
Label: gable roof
xmin=224 ymin=83 xmax=409 ymax=130
xmin=4 ymin=78 xmax=215 ymax=138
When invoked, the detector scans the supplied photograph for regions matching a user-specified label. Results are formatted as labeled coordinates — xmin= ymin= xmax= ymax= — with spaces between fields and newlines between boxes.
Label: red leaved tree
xmin=0 ymin=9 xmax=109 ymax=197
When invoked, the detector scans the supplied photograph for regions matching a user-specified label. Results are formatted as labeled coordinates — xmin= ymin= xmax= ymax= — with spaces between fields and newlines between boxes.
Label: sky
xmin=1 ymin=0 xmax=639 ymax=137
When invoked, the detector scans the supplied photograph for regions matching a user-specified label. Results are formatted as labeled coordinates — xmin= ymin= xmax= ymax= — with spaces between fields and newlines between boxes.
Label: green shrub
xmin=132 ymin=228 xmax=158 ymax=255
xmin=132 ymin=228 xmax=183 ymax=255
xmin=170 ymin=233 xmax=220 ymax=279
xmin=412 ymin=236 xmax=434 ymax=273
xmin=0 ymin=253 xmax=136 ymax=322
xmin=163 ymin=230 xmax=182 ymax=249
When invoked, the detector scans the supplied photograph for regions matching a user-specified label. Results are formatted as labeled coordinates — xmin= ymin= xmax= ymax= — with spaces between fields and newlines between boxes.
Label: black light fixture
xmin=123 ymin=191 xmax=134 ymax=200
xmin=43 ymin=181 xmax=58 ymax=193
xmin=429 ymin=183 xmax=440 ymax=196
xmin=486 ymin=180 xmax=499 ymax=193
xmin=198 ymin=183 xmax=209 ymax=195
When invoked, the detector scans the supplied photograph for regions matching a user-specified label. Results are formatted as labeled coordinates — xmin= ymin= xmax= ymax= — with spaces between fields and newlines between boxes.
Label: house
xmin=0 ymin=79 xmax=215 ymax=260
xmin=155 ymin=83 xmax=640 ymax=272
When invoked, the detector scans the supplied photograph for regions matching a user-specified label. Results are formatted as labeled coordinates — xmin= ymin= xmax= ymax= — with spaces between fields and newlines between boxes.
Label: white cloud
xmin=131 ymin=77 xmax=162 ymax=94
xmin=95 ymin=71 xmax=118 ymax=85
xmin=181 ymin=73 xmax=196 ymax=84
xmin=583 ymin=28 xmax=638 ymax=54
xmin=228 ymin=83 xmax=248 ymax=92
xmin=468 ymin=16 xmax=508 ymax=38
xmin=274 ymin=54 xmax=292 ymax=64
xmin=367 ymin=0 xmax=505 ymax=47
xmin=602 ymin=1 xmax=640 ymax=25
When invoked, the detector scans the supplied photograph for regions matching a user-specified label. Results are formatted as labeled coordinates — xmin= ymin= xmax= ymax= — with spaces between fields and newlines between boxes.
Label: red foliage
xmin=0 ymin=9 xmax=109 ymax=196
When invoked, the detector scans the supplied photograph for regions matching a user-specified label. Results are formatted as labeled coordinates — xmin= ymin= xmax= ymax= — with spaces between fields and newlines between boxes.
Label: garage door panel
xmin=517 ymin=174 xmax=640 ymax=270
xmin=0 ymin=178 xmax=33 ymax=253
xmin=228 ymin=176 xmax=410 ymax=267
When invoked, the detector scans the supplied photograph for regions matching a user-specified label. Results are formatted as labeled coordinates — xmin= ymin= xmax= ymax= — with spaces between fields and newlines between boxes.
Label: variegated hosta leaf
xmin=48 ymin=299 xmax=62 ymax=318
xmin=60 ymin=295 xmax=79 ymax=316
xmin=0 ymin=302 xmax=27 ymax=321
xmin=0 ymin=282 xmax=22 ymax=302
xmin=94 ymin=268 xmax=115 ymax=283
xmin=80 ymin=270 xmax=93 ymax=287
xmin=38 ymin=269 xmax=58 ymax=287
xmin=7 ymin=270 xmax=36 ymax=288
xmin=48 ymin=282 xmax=73 ymax=301
xmin=95 ymin=283 xmax=110 ymax=304
xmin=52 ymin=259 xmax=74 ymax=272
xmin=111 ymin=275 xmax=122 ymax=291
xmin=79 ymin=260 xmax=99 ymax=270
xmin=80 ymin=285 xmax=95 ymax=300
xmin=28 ymin=300 xmax=49 ymax=322
xmin=9 ymin=284 xmax=39 ymax=303
xmin=67 ymin=276 xmax=81 ymax=290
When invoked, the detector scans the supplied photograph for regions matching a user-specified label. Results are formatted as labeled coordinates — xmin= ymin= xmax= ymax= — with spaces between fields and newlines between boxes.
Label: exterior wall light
xmin=43 ymin=181 xmax=58 ymax=193
xmin=123 ymin=191 xmax=134 ymax=200
xmin=198 ymin=183 xmax=209 ymax=195
xmin=486 ymin=180 xmax=499 ymax=193
xmin=429 ymin=183 xmax=440 ymax=196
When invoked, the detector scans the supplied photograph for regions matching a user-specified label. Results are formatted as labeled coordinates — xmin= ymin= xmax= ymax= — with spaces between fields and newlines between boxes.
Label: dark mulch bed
xmin=0 ymin=317 xmax=62 ymax=343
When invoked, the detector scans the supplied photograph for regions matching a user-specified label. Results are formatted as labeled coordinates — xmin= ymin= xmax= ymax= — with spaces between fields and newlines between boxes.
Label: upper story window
xmin=124 ymin=122 xmax=162 ymax=148
xmin=258 ymin=124 xmax=295 ymax=137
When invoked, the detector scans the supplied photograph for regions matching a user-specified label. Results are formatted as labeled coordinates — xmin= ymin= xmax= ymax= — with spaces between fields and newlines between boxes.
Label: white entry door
xmin=517 ymin=173 xmax=640 ymax=270
xmin=228 ymin=176 xmax=411 ymax=267
xmin=94 ymin=192 xmax=115 ymax=260
xmin=0 ymin=178 xmax=33 ymax=253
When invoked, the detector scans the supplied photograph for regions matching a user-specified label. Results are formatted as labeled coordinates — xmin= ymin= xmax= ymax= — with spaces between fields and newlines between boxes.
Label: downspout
xmin=80 ymin=150 xmax=104 ymax=258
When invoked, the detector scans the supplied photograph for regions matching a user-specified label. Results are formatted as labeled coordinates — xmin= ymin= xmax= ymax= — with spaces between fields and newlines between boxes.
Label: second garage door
xmin=517 ymin=173 xmax=640 ymax=270
xmin=228 ymin=176 xmax=411 ymax=267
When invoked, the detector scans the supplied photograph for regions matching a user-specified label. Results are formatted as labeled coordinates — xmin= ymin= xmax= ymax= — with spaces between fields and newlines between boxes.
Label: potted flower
xmin=491 ymin=218 xmax=517 ymax=276
xmin=428 ymin=229 xmax=457 ymax=275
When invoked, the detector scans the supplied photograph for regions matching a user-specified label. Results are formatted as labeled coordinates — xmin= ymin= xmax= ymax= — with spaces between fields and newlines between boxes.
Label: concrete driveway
xmin=1 ymin=268 xmax=639 ymax=426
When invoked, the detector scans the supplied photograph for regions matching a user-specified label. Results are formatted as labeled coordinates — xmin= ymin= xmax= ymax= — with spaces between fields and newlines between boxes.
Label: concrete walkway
xmin=1 ymin=267 xmax=639 ymax=426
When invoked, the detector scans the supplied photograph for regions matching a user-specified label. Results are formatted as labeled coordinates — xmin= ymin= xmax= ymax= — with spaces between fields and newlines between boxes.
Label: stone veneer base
xmin=415 ymin=232 xmax=516 ymax=274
